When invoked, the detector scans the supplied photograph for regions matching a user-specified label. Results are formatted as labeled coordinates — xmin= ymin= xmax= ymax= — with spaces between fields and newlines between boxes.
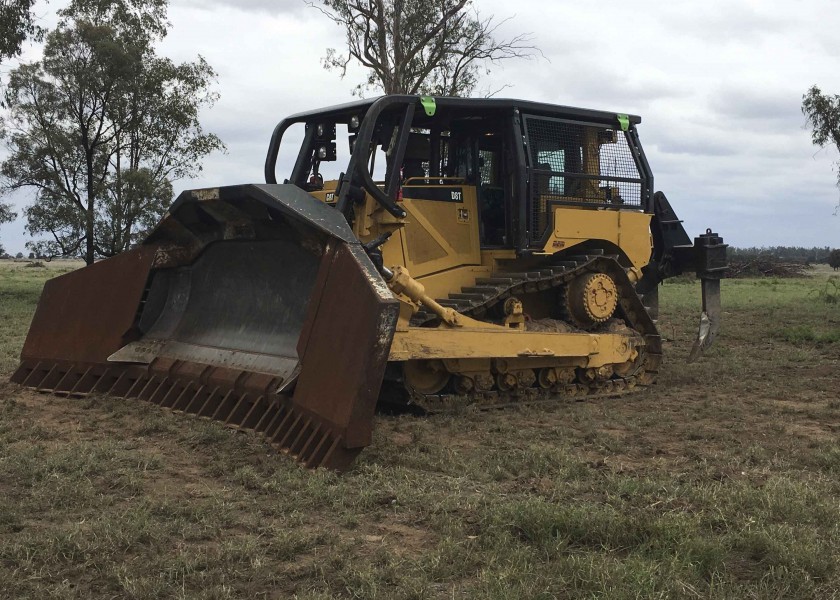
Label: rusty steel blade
xmin=12 ymin=184 xmax=399 ymax=471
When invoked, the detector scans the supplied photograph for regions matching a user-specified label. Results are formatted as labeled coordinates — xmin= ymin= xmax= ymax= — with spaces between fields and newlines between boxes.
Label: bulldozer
xmin=11 ymin=95 xmax=727 ymax=471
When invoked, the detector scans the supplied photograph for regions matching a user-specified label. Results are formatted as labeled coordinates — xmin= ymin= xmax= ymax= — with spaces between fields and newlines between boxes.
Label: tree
xmin=830 ymin=249 xmax=840 ymax=271
xmin=314 ymin=0 xmax=537 ymax=97
xmin=0 ymin=199 xmax=15 ymax=251
xmin=803 ymin=85 xmax=840 ymax=210
xmin=0 ymin=0 xmax=225 ymax=264
xmin=0 ymin=0 xmax=44 ymax=65
xmin=0 ymin=199 xmax=14 ymax=223
xmin=1 ymin=0 xmax=39 ymax=250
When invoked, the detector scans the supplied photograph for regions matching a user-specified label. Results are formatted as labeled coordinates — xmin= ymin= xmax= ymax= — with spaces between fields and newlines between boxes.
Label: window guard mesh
xmin=523 ymin=115 xmax=645 ymax=242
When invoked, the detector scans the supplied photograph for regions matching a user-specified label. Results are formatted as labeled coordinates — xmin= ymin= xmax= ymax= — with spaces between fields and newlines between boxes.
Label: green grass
xmin=1 ymin=261 xmax=840 ymax=598
xmin=771 ymin=325 xmax=840 ymax=345
xmin=810 ymin=277 xmax=840 ymax=305
xmin=0 ymin=260 xmax=79 ymax=373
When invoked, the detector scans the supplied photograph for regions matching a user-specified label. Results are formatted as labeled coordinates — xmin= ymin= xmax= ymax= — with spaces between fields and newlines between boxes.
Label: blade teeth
xmin=304 ymin=432 xmax=333 ymax=469
xmin=109 ymin=370 xmax=132 ymax=396
xmin=158 ymin=380 xmax=182 ymax=408
xmin=318 ymin=436 xmax=343 ymax=469
xmin=35 ymin=364 xmax=59 ymax=391
xmin=19 ymin=361 xmax=45 ymax=387
xmin=297 ymin=424 xmax=322 ymax=460
xmin=124 ymin=373 xmax=148 ymax=398
xmin=182 ymin=385 xmax=205 ymax=413
xmin=12 ymin=359 xmax=354 ymax=471
xmin=194 ymin=386 xmax=219 ymax=416
xmin=148 ymin=378 xmax=171 ymax=405
xmin=258 ymin=402 xmax=288 ymax=438
xmin=241 ymin=395 xmax=267 ymax=431
xmin=275 ymin=413 xmax=304 ymax=449
xmin=91 ymin=368 xmax=115 ymax=394
xmin=199 ymin=388 xmax=225 ymax=418
xmin=288 ymin=418 xmax=315 ymax=455
xmin=224 ymin=393 xmax=252 ymax=426
xmin=170 ymin=383 xmax=195 ymax=412
xmin=51 ymin=365 xmax=78 ymax=393
xmin=68 ymin=367 xmax=94 ymax=395
xmin=211 ymin=390 xmax=237 ymax=421
xmin=137 ymin=375 xmax=159 ymax=400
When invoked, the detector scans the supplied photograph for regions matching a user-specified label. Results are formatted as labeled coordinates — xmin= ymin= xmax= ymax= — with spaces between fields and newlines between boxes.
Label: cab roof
xmin=283 ymin=94 xmax=642 ymax=128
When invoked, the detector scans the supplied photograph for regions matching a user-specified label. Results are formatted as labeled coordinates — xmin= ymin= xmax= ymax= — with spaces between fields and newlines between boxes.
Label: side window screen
xmin=523 ymin=114 xmax=646 ymax=242
xmin=536 ymin=149 xmax=565 ymax=194
xmin=479 ymin=149 xmax=499 ymax=185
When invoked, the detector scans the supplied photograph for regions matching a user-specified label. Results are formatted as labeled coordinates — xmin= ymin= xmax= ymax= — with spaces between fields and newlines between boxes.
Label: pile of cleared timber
xmin=726 ymin=257 xmax=812 ymax=278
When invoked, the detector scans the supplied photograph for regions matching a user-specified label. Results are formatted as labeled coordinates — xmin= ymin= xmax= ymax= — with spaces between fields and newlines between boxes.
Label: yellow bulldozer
xmin=12 ymin=95 xmax=726 ymax=470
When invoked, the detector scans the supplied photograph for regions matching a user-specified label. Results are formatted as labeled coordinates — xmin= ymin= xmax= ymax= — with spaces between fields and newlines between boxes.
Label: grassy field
xmin=1 ymin=260 xmax=839 ymax=599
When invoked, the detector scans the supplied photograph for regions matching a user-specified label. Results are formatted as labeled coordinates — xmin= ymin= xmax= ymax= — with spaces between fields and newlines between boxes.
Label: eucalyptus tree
xmin=315 ymin=0 xmax=537 ymax=97
xmin=803 ymin=85 xmax=840 ymax=212
xmin=1 ymin=0 xmax=224 ymax=263
xmin=0 ymin=0 xmax=43 ymax=65
xmin=0 ymin=0 xmax=41 ymax=247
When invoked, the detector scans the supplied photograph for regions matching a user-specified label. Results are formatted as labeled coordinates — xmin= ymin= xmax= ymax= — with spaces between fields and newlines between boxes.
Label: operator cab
xmin=264 ymin=95 xmax=651 ymax=257
xmin=387 ymin=121 xmax=512 ymax=249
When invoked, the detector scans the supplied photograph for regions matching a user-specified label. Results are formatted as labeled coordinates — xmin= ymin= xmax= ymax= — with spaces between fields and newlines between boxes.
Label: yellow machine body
xmin=16 ymin=96 xmax=724 ymax=469
xmin=307 ymin=160 xmax=656 ymax=410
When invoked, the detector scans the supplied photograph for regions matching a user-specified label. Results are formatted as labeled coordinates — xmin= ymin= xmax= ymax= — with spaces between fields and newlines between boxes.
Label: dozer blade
xmin=11 ymin=184 xmax=399 ymax=471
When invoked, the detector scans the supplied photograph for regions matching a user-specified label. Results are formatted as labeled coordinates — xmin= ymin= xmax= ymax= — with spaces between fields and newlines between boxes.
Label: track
xmin=394 ymin=252 xmax=662 ymax=412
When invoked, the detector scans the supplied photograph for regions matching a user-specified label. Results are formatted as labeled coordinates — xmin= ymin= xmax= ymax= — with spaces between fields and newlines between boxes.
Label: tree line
xmin=0 ymin=0 xmax=224 ymax=264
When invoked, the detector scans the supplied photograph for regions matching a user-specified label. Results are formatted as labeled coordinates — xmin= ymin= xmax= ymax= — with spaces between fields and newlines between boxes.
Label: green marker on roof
xmin=617 ymin=113 xmax=630 ymax=131
xmin=420 ymin=96 xmax=437 ymax=116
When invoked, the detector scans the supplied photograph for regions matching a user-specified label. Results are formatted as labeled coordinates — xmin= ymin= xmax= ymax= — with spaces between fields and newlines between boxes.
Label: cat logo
xmin=450 ymin=190 xmax=463 ymax=201
xmin=325 ymin=192 xmax=336 ymax=203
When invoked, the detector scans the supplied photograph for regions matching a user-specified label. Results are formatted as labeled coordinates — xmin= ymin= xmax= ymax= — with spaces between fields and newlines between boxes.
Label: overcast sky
xmin=2 ymin=0 xmax=840 ymax=253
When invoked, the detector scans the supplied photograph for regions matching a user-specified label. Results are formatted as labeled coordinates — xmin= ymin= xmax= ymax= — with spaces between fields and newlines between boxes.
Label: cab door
xmin=398 ymin=181 xmax=481 ymax=278
xmin=477 ymin=134 xmax=510 ymax=248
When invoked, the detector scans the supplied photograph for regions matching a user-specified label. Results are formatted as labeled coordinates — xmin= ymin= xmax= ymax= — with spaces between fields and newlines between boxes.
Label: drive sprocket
xmin=564 ymin=272 xmax=618 ymax=328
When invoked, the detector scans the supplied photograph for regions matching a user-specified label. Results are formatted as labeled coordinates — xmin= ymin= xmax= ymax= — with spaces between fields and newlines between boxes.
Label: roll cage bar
xmin=263 ymin=94 xmax=653 ymax=236
xmin=264 ymin=95 xmax=424 ymax=220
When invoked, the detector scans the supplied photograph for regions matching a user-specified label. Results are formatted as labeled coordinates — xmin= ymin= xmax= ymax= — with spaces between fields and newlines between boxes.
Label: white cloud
xmin=178 ymin=0 xmax=308 ymax=15
xmin=2 ymin=0 xmax=840 ymax=252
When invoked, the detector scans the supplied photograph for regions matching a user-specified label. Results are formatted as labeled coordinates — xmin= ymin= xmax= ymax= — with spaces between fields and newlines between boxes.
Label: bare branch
xmin=312 ymin=0 xmax=541 ymax=97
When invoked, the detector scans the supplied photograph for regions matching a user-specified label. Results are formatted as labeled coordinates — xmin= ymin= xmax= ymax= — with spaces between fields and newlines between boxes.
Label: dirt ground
xmin=1 ymin=261 xmax=839 ymax=598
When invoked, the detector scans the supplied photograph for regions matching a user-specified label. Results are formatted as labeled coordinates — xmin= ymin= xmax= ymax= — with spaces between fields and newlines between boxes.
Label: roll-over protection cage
xmin=264 ymin=95 xmax=654 ymax=253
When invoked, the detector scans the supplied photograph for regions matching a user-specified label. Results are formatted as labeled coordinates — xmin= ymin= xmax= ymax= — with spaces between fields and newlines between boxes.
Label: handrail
xmin=335 ymin=95 xmax=420 ymax=219
xmin=264 ymin=95 xmax=421 ymax=219
xmin=264 ymin=118 xmax=297 ymax=184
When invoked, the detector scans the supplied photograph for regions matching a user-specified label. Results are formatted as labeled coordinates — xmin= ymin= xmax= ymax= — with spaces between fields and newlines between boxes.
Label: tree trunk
xmin=85 ymin=196 xmax=95 ymax=265
xmin=86 ymin=158 xmax=95 ymax=264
